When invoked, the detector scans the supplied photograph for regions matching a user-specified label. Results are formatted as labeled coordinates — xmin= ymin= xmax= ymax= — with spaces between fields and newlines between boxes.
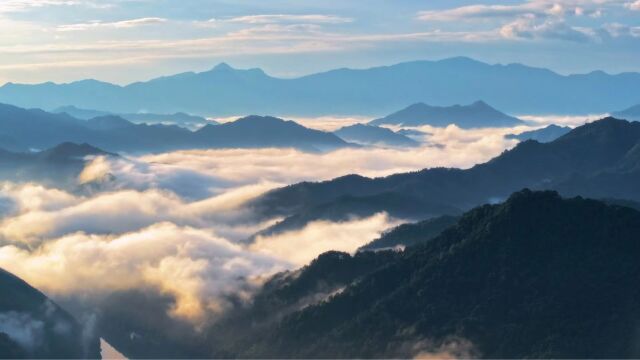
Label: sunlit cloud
xmin=56 ymin=17 xmax=167 ymax=32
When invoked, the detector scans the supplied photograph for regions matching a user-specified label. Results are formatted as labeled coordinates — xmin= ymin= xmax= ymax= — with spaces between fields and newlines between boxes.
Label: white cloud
xmin=56 ymin=17 xmax=167 ymax=32
xmin=626 ymin=0 xmax=640 ymax=10
xmin=251 ymin=213 xmax=400 ymax=266
xmin=219 ymin=14 xmax=353 ymax=24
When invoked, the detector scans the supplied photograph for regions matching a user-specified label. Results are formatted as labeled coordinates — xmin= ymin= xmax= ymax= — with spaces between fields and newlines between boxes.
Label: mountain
xmin=0 ymin=103 xmax=349 ymax=153
xmin=249 ymin=117 xmax=640 ymax=224
xmin=249 ymin=192 xmax=461 ymax=241
xmin=0 ymin=142 xmax=114 ymax=188
xmin=333 ymin=124 xmax=419 ymax=147
xmin=194 ymin=115 xmax=349 ymax=152
xmin=505 ymin=124 xmax=572 ymax=143
xmin=212 ymin=190 xmax=640 ymax=358
xmin=359 ymin=214 xmax=459 ymax=251
xmin=612 ymin=104 xmax=640 ymax=121
xmin=369 ymin=101 xmax=524 ymax=128
xmin=1 ymin=57 xmax=638 ymax=116
xmin=0 ymin=268 xmax=101 ymax=358
xmin=54 ymin=105 xmax=213 ymax=128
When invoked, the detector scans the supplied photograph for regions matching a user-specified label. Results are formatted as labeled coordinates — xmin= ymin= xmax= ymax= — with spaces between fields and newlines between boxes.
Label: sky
xmin=0 ymin=0 xmax=638 ymax=84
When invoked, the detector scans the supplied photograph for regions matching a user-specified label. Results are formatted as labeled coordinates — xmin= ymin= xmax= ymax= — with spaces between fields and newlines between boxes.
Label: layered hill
xmin=249 ymin=117 xmax=640 ymax=228
xmin=0 ymin=142 xmax=114 ymax=188
xmin=0 ymin=58 xmax=638 ymax=116
xmin=613 ymin=104 xmax=640 ymax=121
xmin=0 ymin=104 xmax=349 ymax=153
xmin=0 ymin=268 xmax=101 ymax=358
xmin=212 ymin=190 xmax=640 ymax=358
xmin=334 ymin=124 xmax=419 ymax=147
xmin=54 ymin=105 xmax=213 ymax=128
xmin=370 ymin=101 xmax=524 ymax=128
xmin=505 ymin=124 xmax=572 ymax=143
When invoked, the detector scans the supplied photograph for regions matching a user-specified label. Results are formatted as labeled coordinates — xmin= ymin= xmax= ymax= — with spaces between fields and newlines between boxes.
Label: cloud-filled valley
xmin=0 ymin=117 xmax=546 ymax=328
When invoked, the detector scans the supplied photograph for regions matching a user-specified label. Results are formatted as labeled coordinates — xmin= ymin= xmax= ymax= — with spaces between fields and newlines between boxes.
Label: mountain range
xmin=0 ymin=103 xmax=349 ymax=153
xmin=505 ymin=124 xmax=572 ymax=143
xmin=54 ymin=105 xmax=213 ymax=129
xmin=333 ymin=124 xmax=419 ymax=147
xmin=369 ymin=101 xmax=524 ymax=128
xmin=0 ymin=268 xmax=100 ymax=358
xmin=0 ymin=142 xmax=114 ymax=188
xmin=207 ymin=190 xmax=640 ymax=358
xmin=0 ymin=57 xmax=638 ymax=116
xmin=613 ymin=104 xmax=640 ymax=121
xmin=249 ymin=117 xmax=640 ymax=233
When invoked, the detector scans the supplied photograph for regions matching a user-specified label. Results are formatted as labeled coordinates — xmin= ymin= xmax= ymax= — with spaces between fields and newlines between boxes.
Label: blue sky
xmin=0 ymin=0 xmax=638 ymax=84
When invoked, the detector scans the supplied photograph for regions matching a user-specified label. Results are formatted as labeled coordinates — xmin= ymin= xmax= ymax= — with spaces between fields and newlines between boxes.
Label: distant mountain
xmin=194 ymin=115 xmax=349 ymax=152
xmin=505 ymin=124 xmax=572 ymax=143
xmin=369 ymin=101 xmax=524 ymax=128
xmin=0 ymin=57 xmax=638 ymax=116
xmin=249 ymin=117 xmax=640 ymax=224
xmin=0 ymin=142 xmax=114 ymax=187
xmin=333 ymin=124 xmax=419 ymax=147
xmin=214 ymin=190 xmax=640 ymax=358
xmin=54 ymin=105 xmax=214 ymax=128
xmin=0 ymin=103 xmax=349 ymax=153
xmin=0 ymin=268 xmax=100 ymax=358
xmin=612 ymin=104 xmax=640 ymax=121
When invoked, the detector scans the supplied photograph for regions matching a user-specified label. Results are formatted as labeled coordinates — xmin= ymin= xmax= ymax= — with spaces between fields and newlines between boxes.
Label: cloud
xmin=417 ymin=1 xmax=634 ymax=43
xmin=0 ymin=312 xmax=45 ymax=352
xmin=219 ymin=14 xmax=353 ymax=24
xmin=500 ymin=18 xmax=594 ymax=42
xmin=0 ymin=119 xmax=546 ymax=325
xmin=417 ymin=1 xmax=614 ymax=22
xmin=0 ymin=223 xmax=288 ymax=322
xmin=57 ymin=17 xmax=167 ymax=32
xmin=251 ymin=213 xmax=400 ymax=266
xmin=626 ymin=0 xmax=640 ymax=10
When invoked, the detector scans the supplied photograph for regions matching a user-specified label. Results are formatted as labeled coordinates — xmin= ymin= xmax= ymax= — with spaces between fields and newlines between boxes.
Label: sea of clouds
xmin=0 ymin=117 xmax=590 ymax=325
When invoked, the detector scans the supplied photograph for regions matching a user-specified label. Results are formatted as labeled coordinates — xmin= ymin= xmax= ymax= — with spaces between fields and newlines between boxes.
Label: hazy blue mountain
xmin=0 ymin=268 xmax=101 ymax=358
xmin=54 ymin=105 xmax=214 ymax=128
xmin=0 ymin=142 xmax=114 ymax=188
xmin=396 ymin=128 xmax=429 ymax=137
xmin=613 ymin=104 xmax=640 ymax=121
xmin=250 ymin=117 xmax=640 ymax=223
xmin=217 ymin=190 xmax=640 ymax=358
xmin=505 ymin=124 xmax=572 ymax=143
xmin=0 ymin=103 xmax=349 ymax=153
xmin=334 ymin=124 xmax=419 ymax=147
xmin=1 ymin=57 xmax=639 ymax=116
xmin=194 ymin=115 xmax=349 ymax=152
xmin=369 ymin=100 xmax=524 ymax=128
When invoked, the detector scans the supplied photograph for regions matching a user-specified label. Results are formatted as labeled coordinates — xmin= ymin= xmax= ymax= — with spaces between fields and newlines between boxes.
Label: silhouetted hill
xmin=613 ymin=104 xmax=640 ymax=121
xmin=505 ymin=124 xmax=571 ymax=143
xmin=0 ymin=142 xmax=115 ymax=188
xmin=334 ymin=124 xmax=419 ymax=147
xmin=0 ymin=104 xmax=349 ymax=153
xmin=250 ymin=192 xmax=461 ymax=241
xmin=194 ymin=115 xmax=349 ymax=152
xmin=0 ymin=268 xmax=100 ymax=358
xmin=54 ymin=105 xmax=213 ymax=128
xmin=370 ymin=101 xmax=524 ymax=128
xmin=1 ymin=57 xmax=638 ymax=116
xmin=359 ymin=215 xmax=459 ymax=251
xmin=217 ymin=190 xmax=640 ymax=358
xmin=249 ymin=117 xmax=640 ymax=223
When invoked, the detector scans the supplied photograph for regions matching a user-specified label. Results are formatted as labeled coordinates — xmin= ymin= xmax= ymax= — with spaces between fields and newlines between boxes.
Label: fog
xmin=0 ymin=119 xmax=537 ymax=324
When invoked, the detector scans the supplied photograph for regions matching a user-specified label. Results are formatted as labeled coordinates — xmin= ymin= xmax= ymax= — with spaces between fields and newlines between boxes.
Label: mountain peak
xmin=212 ymin=62 xmax=234 ymax=71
